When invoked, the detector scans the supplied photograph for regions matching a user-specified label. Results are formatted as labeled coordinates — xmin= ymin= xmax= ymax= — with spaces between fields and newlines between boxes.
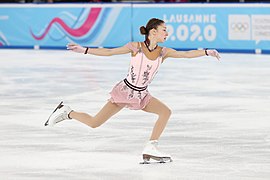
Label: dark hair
xmin=140 ymin=18 xmax=165 ymax=39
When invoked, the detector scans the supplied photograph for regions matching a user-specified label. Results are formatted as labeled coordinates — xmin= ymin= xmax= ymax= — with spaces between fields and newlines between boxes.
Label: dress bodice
xmin=125 ymin=42 xmax=166 ymax=87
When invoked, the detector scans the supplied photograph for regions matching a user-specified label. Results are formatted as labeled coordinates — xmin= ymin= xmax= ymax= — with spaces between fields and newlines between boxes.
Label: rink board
xmin=0 ymin=3 xmax=270 ymax=53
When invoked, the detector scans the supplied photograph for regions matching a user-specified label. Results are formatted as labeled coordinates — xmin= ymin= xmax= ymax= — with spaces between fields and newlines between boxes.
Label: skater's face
xmin=150 ymin=23 xmax=168 ymax=43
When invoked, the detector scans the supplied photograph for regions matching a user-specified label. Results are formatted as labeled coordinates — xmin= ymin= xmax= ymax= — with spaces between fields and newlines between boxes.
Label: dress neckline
xmin=144 ymin=40 xmax=158 ymax=52
xmin=139 ymin=42 xmax=162 ymax=61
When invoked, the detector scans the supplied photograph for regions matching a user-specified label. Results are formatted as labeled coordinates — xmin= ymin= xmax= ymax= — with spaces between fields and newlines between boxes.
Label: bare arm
xmin=164 ymin=48 xmax=221 ymax=60
xmin=67 ymin=43 xmax=131 ymax=56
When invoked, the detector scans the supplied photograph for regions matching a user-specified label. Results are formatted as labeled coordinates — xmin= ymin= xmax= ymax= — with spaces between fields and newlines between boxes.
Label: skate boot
xmin=140 ymin=140 xmax=172 ymax=164
xmin=44 ymin=101 xmax=73 ymax=127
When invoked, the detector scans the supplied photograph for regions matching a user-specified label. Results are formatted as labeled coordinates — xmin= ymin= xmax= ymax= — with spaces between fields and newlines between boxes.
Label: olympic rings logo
xmin=230 ymin=22 xmax=249 ymax=32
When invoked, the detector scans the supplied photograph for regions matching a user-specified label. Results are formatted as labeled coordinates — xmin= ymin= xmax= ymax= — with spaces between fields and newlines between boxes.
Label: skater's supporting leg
xmin=69 ymin=101 xmax=123 ymax=128
xmin=142 ymin=97 xmax=171 ymax=140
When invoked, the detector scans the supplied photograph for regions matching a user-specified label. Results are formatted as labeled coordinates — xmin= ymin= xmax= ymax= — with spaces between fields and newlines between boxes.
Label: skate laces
xmin=54 ymin=106 xmax=70 ymax=123
xmin=55 ymin=113 xmax=67 ymax=123
xmin=149 ymin=140 xmax=159 ymax=150
xmin=61 ymin=106 xmax=72 ymax=118
xmin=150 ymin=140 xmax=169 ymax=155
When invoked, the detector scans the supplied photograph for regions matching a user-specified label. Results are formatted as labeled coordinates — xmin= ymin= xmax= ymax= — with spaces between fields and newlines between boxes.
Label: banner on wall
xmin=0 ymin=4 xmax=270 ymax=52
xmin=0 ymin=4 xmax=131 ymax=48
xmin=133 ymin=4 xmax=270 ymax=51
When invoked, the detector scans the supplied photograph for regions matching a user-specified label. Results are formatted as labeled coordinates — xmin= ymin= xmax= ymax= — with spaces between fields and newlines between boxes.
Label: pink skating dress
xmin=109 ymin=42 xmax=166 ymax=110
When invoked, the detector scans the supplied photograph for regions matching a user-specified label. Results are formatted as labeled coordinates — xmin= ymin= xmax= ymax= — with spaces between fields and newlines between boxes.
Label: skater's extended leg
xmin=140 ymin=97 xmax=172 ymax=163
xmin=142 ymin=97 xmax=171 ymax=140
xmin=69 ymin=101 xmax=123 ymax=128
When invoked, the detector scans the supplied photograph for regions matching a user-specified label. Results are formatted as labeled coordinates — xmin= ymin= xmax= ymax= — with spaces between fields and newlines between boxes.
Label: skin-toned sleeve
xmin=125 ymin=42 xmax=140 ymax=54
xmin=161 ymin=47 xmax=167 ymax=59
xmin=164 ymin=48 xmax=205 ymax=59
xmin=67 ymin=43 xmax=132 ymax=56
xmin=163 ymin=48 xmax=220 ymax=61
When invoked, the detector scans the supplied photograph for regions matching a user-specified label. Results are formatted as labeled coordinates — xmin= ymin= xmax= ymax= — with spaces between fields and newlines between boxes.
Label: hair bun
xmin=140 ymin=26 xmax=147 ymax=35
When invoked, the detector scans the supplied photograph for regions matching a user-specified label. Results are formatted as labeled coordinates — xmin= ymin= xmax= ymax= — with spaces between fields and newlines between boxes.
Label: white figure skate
xmin=140 ymin=140 xmax=173 ymax=164
xmin=44 ymin=101 xmax=72 ymax=126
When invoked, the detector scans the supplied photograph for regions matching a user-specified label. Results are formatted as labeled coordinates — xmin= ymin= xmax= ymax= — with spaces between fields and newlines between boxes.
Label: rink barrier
xmin=0 ymin=3 xmax=270 ymax=54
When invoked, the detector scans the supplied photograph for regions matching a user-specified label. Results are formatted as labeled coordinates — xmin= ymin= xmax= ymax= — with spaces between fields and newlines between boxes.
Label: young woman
xmin=45 ymin=18 xmax=220 ymax=164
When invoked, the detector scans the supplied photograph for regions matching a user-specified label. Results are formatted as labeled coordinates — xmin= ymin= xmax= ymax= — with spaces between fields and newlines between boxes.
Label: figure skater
xmin=45 ymin=18 xmax=220 ymax=164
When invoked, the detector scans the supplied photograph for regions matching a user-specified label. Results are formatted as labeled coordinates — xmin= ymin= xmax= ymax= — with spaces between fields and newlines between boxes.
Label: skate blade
xmin=44 ymin=101 xmax=63 ymax=126
xmin=140 ymin=154 xmax=173 ymax=164
xmin=140 ymin=161 xmax=150 ymax=164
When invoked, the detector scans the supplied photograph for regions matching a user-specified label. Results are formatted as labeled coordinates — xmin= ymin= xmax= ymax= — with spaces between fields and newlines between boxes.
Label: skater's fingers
xmin=66 ymin=43 xmax=79 ymax=49
xmin=208 ymin=49 xmax=221 ymax=61
xmin=67 ymin=45 xmax=80 ymax=51
xmin=217 ymin=54 xmax=221 ymax=61
xmin=66 ymin=43 xmax=85 ymax=53
xmin=215 ymin=51 xmax=221 ymax=61
xmin=67 ymin=46 xmax=75 ymax=50
xmin=68 ymin=46 xmax=77 ymax=50
xmin=67 ymin=43 xmax=77 ymax=47
xmin=66 ymin=44 xmax=72 ymax=50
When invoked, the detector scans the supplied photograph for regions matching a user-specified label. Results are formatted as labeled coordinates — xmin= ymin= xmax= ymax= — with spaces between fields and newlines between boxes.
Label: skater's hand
xmin=206 ymin=49 xmax=221 ymax=61
xmin=67 ymin=43 xmax=87 ymax=54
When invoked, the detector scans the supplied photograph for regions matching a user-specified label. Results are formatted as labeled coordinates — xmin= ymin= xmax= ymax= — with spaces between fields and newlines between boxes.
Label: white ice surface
xmin=0 ymin=49 xmax=270 ymax=180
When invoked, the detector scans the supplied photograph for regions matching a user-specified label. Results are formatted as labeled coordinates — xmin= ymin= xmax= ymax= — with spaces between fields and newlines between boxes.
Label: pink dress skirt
xmin=108 ymin=80 xmax=152 ymax=110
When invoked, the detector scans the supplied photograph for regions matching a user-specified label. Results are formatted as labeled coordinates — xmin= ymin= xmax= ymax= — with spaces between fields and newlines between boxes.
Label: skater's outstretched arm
xmin=164 ymin=48 xmax=221 ymax=61
xmin=67 ymin=43 xmax=131 ymax=56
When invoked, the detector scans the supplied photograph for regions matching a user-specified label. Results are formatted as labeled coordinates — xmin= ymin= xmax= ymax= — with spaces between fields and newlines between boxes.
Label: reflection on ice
xmin=0 ymin=49 xmax=270 ymax=179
